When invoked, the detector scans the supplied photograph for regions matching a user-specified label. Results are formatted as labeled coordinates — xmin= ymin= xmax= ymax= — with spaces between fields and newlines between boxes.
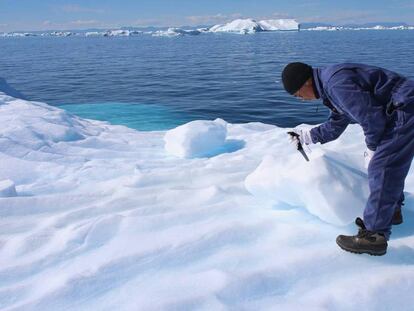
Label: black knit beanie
xmin=282 ymin=62 xmax=313 ymax=95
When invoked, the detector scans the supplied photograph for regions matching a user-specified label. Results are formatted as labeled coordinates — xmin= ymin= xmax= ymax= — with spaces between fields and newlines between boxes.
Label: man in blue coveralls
xmin=282 ymin=62 xmax=414 ymax=256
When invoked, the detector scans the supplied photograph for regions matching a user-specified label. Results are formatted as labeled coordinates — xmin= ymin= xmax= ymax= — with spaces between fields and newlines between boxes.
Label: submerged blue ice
xmin=59 ymin=102 xmax=188 ymax=131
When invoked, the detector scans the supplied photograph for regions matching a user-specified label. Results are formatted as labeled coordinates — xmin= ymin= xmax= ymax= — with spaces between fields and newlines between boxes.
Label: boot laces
xmin=355 ymin=217 xmax=377 ymax=240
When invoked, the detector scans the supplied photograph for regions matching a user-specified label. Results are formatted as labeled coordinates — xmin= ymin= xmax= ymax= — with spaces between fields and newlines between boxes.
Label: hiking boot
xmin=336 ymin=217 xmax=387 ymax=256
xmin=392 ymin=208 xmax=403 ymax=225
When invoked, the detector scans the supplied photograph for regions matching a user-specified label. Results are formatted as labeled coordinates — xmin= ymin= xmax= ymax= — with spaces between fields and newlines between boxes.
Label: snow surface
xmin=1 ymin=84 xmax=414 ymax=310
xmin=0 ymin=179 xmax=17 ymax=197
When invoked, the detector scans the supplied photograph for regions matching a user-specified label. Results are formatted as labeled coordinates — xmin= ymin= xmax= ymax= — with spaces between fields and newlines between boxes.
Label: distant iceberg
xmin=152 ymin=28 xmax=201 ymax=37
xmin=258 ymin=19 xmax=300 ymax=31
xmin=85 ymin=31 xmax=103 ymax=37
xmin=303 ymin=26 xmax=341 ymax=31
xmin=209 ymin=18 xmax=299 ymax=34
xmin=304 ymin=24 xmax=414 ymax=31
xmin=85 ymin=30 xmax=142 ymax=37
xmin=209 ymin=19 xmax=264 ymax=34
xmin=0 ymin=32 xmax=37 ymax=37
xmin=2 ymin=20 xmax=413 ymax=39
xmin=105 ymin=30 xmax=133 ymax=37
xmin=49 ymin=31 xmax=74 ymax=37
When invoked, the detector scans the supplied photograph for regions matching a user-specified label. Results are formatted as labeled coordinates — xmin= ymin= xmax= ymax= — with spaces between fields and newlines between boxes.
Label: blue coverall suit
xmin=309 ymin=63 xmax=414 ymax=238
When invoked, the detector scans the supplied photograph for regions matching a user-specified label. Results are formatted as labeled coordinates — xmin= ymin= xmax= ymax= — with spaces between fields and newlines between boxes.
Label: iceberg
xmin=85 ymin=31 xmax=104 ymax=37
xmin=0 ymin=82 xmax=413 ymax=310
xmin=258 ymin=19 xmax=299 ymax=31
xmin=49 ymin=31 xmax=74 ymax=37
xmin=85 ymin=30 xmax=142 ymax=37
xmin=105 ymin=29 xmax=131 ymax=37
xmin=303 ymin=24 xmax=414 ymax=31
xmin=152 ymin=27 xmax=201 ymax=37
xmin=209 ymin=18 xmax=264 ymax=34
xmin=304 ymin=26 xmax=341 ymax=31
xmin=209 ymin=18 xmax=299 ymax=34
xmin=1 ymin=32 xmax=37 ymax=37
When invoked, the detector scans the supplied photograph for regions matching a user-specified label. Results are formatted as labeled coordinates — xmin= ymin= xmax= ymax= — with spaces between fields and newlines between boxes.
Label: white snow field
xmin=1 ymin=85 xmax=414 ymax=311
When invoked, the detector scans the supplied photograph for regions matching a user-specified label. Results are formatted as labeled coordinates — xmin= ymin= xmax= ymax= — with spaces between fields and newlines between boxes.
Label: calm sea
xmin=1 ymin=31 xmax=413 ymax=130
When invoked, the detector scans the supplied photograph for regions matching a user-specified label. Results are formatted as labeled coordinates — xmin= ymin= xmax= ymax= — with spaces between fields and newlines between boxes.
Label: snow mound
xmin=0 ymin=179 xmax=17 ymax=197
xmin=245 ymin=151 xmax=369 ymax=225
xmin=209 ymin=18 xmax=299 ymax=34
xmin=164 ymin=119 xmax=229 ymax=158
xmin=152 ymin=28 xmax=201 ymax=37
xmin=0 ymin=94 xmax=103 ymax=159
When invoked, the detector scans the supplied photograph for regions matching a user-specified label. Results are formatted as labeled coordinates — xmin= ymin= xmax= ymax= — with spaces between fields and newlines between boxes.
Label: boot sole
xmin=336 ymin=240 xmax=387 ymax=256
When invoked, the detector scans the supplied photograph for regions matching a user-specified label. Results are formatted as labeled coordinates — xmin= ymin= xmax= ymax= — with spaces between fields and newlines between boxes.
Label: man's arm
xmin=310 ymin=111 xmax=351 ymax=144
xmin=327 ymin=75 xmax=387 ymax=151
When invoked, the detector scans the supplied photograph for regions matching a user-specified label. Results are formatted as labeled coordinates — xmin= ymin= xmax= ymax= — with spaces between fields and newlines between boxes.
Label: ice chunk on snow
xmin=164 ymin=119 xmax=227 ymax=158
xmin=245 ymin=151 xmax=369 ymax=225
xmin=0 ymin=179 xmax=17 ymax=197
xmin=258 ymin=19 xmax=299 ymax=31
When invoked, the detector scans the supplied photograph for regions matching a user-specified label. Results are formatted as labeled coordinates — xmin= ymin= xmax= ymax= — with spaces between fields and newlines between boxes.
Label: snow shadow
xmin=376 ymin=241 xmax=414 ymax=265
xmin=390 ymin=194 xmax=414 ymax=239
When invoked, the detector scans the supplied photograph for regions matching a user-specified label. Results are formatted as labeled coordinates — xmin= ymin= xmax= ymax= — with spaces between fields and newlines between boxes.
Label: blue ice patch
xmin=58 ymin=102 xmax=188 ymax=131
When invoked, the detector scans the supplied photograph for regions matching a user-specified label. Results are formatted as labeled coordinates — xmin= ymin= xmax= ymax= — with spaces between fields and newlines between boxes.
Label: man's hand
xmin=288 ymin=129 xmax=313 ymax=147
xmin=364 ymin=149 xmax=375 ymax=169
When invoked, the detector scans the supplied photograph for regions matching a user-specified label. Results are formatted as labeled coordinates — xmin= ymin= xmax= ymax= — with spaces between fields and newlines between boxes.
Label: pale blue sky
xmin=1 ymin=0 xmax=414 ymax=31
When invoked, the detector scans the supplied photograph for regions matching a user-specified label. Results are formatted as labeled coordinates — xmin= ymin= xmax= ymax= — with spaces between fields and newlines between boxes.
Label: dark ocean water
xmin=1 ymin=31 xmax=414 ymax=130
